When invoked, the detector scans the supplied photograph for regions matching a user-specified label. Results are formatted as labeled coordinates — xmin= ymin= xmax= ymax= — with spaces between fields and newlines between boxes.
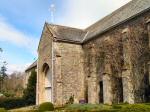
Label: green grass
xmin=7 ymin=103 xmax=150 ymax=112
xmin=119 ymin=104 xmax=150 ymax=112
xmin=64 ymin=103 xmax=150 ymax=112
xmin=65 ymin=104 xmax=117 ymax=112
xmin=8 ymin=106 xmax=38 ymax=112
xmin=0 ymin=108 xmax=7 ymax=112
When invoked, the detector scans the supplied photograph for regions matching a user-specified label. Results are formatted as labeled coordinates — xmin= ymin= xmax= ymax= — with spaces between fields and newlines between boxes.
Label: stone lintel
xmin=122 ymin=28 xmax=130 ymax=34
xmin=104 ymin=36 xmax=111 ymax=42
xmin=146 ymin=19 xmax=150 ymax=24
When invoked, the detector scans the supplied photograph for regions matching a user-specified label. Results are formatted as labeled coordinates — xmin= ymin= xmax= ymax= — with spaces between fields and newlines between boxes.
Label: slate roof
xmin=46 ymin=0 xmax=150 ymax=43
xmin=84 ymin=0 xmax=150 ymax=42
xmin=46 ymin=24 xmax=87 ymax=44
xmin=25 ymin=60 xmax=37 ymax=72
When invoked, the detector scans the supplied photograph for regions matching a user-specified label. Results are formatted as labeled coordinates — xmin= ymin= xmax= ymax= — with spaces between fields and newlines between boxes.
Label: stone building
xmin=24 ymin=61 xmax=37 ymax=88
xmin=36 ymin=0 xmax=150 ymax=105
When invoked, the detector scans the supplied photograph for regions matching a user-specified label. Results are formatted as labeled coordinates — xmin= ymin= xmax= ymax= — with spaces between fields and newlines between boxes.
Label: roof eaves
xmin=25 ymin=61 xmax=37 ymax=72
xmin=54 ymin=38 xmax=82 ymax=44
xmin=83 ymin=7 xmax=150 ymax=43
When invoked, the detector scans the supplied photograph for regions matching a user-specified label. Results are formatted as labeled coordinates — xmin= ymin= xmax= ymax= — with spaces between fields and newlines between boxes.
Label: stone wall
xmin=147 ymin=19 xmax=150 ymax=79
xmin=37 ymin=25 xmax=53 ymax=104
xmin=83 ymin=10 xmax=150 ymax=104
xmin=37 ymin=26 xmax=86 ymax=106
xmin=37 ymin=10 xmax=150 ymax=105
xmin=53 ymin=42 xmax=85 ymax=105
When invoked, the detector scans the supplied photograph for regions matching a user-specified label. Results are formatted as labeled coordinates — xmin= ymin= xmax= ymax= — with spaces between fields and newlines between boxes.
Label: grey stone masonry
xmin=88 ymin=46 xmax=99 ymax=104
xmin=122 ymin=28 xmax=135 ymax=104
xmin=147 ymin=19 xmax=150 ymax=89
xmin=147 ymin=19 xmax=150 ymax=48
xmin=103 ymin=64 xmax=113 ymax=105
xmin=36 ymin=1 xmax=150 ymax=105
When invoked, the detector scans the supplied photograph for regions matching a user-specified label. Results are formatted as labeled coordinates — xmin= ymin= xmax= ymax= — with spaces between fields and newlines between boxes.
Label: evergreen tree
xmin=23 ymin=70 xmax=37 ymax=105
xmin=0 ymin=48 xmax=3 ymax=52
xmin=0 ymin=61 xmax=7 ymax=92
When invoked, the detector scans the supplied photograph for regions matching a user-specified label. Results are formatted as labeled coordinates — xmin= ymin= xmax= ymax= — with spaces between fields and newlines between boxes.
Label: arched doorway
xmin=43 ymin=63 xmax=52 ymax=102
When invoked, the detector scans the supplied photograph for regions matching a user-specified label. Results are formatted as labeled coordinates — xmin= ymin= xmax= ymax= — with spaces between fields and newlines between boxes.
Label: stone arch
xmin=42 ymin=63 xmax=52 ymax=102
xmin=42 ymin=63 xmax=49 ymax=72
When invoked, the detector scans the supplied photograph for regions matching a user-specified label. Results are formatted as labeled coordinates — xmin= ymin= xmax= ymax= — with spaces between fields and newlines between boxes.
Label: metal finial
xmin=49 ymin=3 xmax=56 ymax=23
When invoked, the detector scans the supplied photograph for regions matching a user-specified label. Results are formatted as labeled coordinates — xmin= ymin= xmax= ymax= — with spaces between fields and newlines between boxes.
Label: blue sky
xmin=0 ymin=0 xmax=131 ymax=74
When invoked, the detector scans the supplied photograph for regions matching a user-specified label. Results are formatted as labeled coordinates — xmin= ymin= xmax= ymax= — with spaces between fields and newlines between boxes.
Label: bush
xmin=0 ymin=98 xmax=27 ymax=109
xmin=2 ymin=91 xmax=15 ymax=98
xmin=38 ymin=102 xmax=54 ymax=112
xmin=0 ymin=108 xmax=7 ymax=112
xmin=23 ymin=70 xmax=37 ymax=105
xmin=66 ymin=95 xmax=74 ymax=105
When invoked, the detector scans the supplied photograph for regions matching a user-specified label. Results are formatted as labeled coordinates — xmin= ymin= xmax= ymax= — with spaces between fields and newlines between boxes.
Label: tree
xmin=0 ymin=61 xmax=7 ymax=77
xmin=0 ymin=48 xmax=3 ymax=52
xmin=0 ymin=61 xmax=7 ymax=92
xmin=23 ymin=70 xmax=37 ymax=105
xmin=3 ymin=72 xmax=25 ymax=97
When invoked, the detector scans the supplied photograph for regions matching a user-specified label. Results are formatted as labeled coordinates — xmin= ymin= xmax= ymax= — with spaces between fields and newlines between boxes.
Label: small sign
xmin=79 ymin=99 xmax=86 ymax=104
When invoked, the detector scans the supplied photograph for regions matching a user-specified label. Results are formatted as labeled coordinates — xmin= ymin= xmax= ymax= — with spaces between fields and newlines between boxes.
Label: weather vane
xmin=49 ymin=1 xmax=56 ymax=23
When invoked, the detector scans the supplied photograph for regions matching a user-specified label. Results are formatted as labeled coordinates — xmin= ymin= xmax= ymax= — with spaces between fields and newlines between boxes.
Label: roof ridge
xmin=46 ymin=23 xmax=87 ymax=43
xmin=83 ymin=0 xmax=150 ymax=42
xmin=85 ymin=0 xmax=132 ymax=31
xmin=47 ymin=22 xmax=85 ymax=31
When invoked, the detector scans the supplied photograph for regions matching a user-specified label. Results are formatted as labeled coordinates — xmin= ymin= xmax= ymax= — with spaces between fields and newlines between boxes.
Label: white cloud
xmin=6 ymin=63 xmax=31 ymax=74
xmin=58 ymin=0 xmax=131 ymax=29
xmin=0 ymin=16 xmax=38 ymax=55
xmin=0 ymin=16 xmax=38 ymax=74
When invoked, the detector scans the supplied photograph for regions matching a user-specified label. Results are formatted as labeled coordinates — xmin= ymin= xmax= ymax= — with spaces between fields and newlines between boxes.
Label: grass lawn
xmin=55 ymin=103 xmax=150 ymax=112
xmin=2 ymin=103 xmax=150 ymax=112
xmin=7 ymin=106 xmax=38 ymax=112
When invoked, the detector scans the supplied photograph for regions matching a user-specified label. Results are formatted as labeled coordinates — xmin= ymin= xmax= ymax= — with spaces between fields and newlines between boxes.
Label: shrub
xmin=66 ymin=95 xmax=74 ymax=105
xmin=23 ymin=70 xmax=37 ymax=105
xmin=38 ymin=102 xmax=54 ymax=112
xmin=0 ymin=97 xmax=26 ymax=109
xmin=0 ymin=108 xmax=7 ymax=112
xmin=2 ymin=91 xmax=15 ymax=98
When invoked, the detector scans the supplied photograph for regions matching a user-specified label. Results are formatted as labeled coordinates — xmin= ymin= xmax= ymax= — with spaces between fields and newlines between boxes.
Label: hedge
xmin=0 ymin=98 xmax=27 ymax=109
